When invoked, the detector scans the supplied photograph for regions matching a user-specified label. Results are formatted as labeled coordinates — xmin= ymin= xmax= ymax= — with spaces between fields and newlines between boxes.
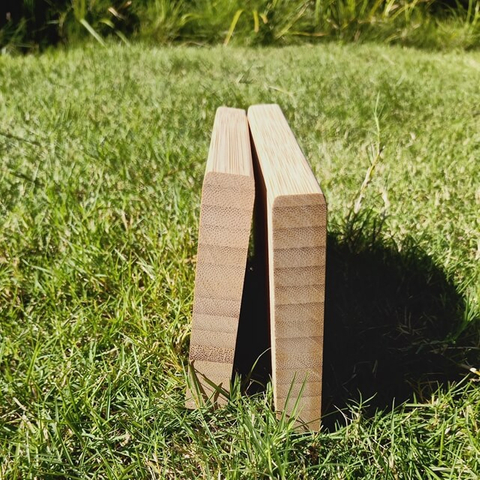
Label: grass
xmin=1 ymin=0 xmax=480 ymax=51
xmin=0 ymin=43 xmax=479 ymax=477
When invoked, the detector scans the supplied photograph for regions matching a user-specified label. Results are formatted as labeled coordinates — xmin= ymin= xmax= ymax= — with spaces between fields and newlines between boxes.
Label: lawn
xmin=0 ymin=43 xmax=479 ymax=478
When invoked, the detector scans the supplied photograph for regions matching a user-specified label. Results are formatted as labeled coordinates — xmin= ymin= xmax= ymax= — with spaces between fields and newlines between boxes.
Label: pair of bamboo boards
xmin=187 ymin=104 xmax=327 ymax=431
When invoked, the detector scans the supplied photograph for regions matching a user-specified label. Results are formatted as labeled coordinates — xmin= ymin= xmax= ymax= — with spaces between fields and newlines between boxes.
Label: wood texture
xmin=248 ymin=104 xmax=327 ymax=430
xmin=186 ymin=107 xmax=255 ymax=408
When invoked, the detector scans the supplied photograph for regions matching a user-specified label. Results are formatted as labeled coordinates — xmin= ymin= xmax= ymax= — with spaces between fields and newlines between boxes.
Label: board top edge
xmin=206 ymin=107 xmax=253 ymax=178
xmin=247 ymin=104 xmax=324 ymax=199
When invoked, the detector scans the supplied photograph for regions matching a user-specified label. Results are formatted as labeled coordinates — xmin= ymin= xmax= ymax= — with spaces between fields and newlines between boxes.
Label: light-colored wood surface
xmin=186 ymin=107 xmax=255 ymax=408
xmin=248 ymin=104 xmax=327 ymax=430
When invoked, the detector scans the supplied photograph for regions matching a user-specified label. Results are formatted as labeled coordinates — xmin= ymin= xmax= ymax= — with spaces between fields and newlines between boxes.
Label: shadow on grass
xmin=234 ymin=212 xmax=478 ymax=430
xmin=321 ymin=219 xmax=478 ymax=429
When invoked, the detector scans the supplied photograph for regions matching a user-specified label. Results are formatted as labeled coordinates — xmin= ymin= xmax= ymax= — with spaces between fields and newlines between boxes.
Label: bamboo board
xmin=186 ymin=107 xmax=255 ymax=408
xmin=248 ymin=104 xmax=327 ymax=430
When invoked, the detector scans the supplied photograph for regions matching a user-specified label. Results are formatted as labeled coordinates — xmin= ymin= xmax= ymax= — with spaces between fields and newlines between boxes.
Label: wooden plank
xmin=186 ymin=107 xmax=255 ymax=408
xmin=248 ymin=104 xmax=327 ymax=431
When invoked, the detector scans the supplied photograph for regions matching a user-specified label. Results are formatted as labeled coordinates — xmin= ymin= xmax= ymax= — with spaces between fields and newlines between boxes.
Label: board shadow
xmin=321 ymin=224 xmax=478 ymax=429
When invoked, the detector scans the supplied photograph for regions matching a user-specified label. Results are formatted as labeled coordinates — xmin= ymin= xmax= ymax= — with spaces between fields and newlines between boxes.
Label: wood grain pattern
xmin=186 ymin=107 xmax=255 ymax=408
xmin=248 ymin=104 xmax=327 ymax=430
